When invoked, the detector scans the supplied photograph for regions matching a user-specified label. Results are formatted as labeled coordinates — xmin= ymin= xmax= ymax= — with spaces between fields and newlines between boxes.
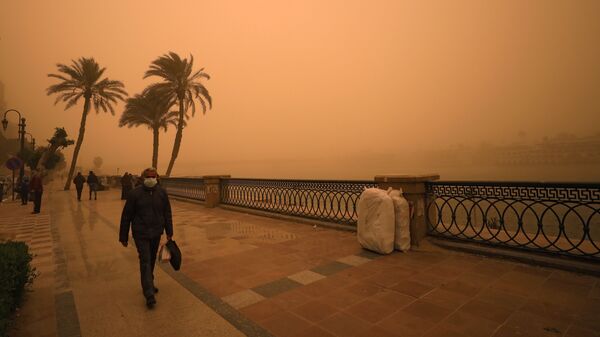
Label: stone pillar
xmin=203 ymin=175 xmax=230 ymax=208
xmin=374 ymin=174 xmax=440 ymax=247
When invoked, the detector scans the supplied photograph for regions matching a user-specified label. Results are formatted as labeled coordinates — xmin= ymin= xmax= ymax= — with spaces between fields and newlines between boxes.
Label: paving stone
xmin=346 ymin=299 xmax=399 ymax=323
xmin=357 ymin=250 xmax=383 ymax=260
xmin=311 ymin=261 xmax=352 ymax=276
xmin=337 ymin=255 xmax=371 ymax=266
xmin=253 ymin=278 xmax=302 ymax=298
xmin=222 ymin=289 xmax=265 ymax=309
xmin=318 ymin=312 xmax=372 ymax=337
xmin=291 ymin=300 xmax=339 ymax=323
xmin=288 ymin=270 xmax=326 ymax=285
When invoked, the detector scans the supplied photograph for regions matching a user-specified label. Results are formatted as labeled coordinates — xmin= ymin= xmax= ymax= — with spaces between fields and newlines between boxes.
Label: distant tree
xmin=37 ymin=127 xmax=75 ymax=170
xmin=119 ymin=88 xmax=181 ymax=169
xmin=93 ymin=156 xmax=103 ymax=171
xmin=144 ymin=52 xmax=211 ymax=176
xmin=46 ymin=57 xmax=127 ymax=190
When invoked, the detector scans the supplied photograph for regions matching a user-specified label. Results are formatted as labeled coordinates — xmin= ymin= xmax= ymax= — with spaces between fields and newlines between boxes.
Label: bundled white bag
xmin=357 ymin=188 xmax=395 ymax=254
xmin=388 ymin=188 xmax=411 ymax=251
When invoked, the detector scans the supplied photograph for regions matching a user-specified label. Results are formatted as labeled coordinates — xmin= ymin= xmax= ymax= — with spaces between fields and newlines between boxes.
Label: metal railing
xmin=220 ymin=178 xmax=376 ymax=225
xmin=426 ymin=181 xmax=600 ymax=260
xmin=161 ymin=177 xmax=206 ymax=201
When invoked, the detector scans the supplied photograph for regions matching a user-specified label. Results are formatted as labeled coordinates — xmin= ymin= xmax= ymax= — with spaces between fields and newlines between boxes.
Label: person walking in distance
xmin=119 ymin=168 xmax=173 ymax=308
xmin=20 ymin=175 xmax=30 ymax=205
xmin=73 ymin=172 xmax=85 ymax=201
xmin=30 ymin=170 xmax=43 ymax=214
xmin=121 ymin=172 xmax=131 ymax=200
xmin=87 ymin=171 xmax=99 ymax=200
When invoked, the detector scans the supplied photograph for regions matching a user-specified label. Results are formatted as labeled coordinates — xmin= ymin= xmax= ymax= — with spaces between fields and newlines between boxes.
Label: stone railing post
xmin=374 ymin=174 xmax=440 ymax=247
xmin=203 ymin=175 xmax=230 ymax=208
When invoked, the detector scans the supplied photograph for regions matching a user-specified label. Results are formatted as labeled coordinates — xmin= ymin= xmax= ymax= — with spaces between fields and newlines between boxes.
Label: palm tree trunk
xmin=165 ymin=98 xmax=184 ymax=177
xmin=152 ymin=127 xmax=159 ymax=169
xmin=63 ymin=97 xmax=90 ymax=190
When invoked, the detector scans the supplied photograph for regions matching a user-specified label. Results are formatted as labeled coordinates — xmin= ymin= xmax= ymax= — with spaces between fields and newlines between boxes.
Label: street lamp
xmin=25 ymin=132 xmax=36 ymax=150
xmin=2 ymin=109 xmax=27 ymax=181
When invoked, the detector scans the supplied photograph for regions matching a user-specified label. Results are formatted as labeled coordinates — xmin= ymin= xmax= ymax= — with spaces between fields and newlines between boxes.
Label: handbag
xmin=158 ymin=243 xmax=171 ymax=263
xmin=165 ymin=240 xmax=182 ymax=271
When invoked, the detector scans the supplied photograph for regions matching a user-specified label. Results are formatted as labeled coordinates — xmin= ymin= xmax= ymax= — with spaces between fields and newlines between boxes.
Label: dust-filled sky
xmin=1 ymin=0 xmax=599 ymax=179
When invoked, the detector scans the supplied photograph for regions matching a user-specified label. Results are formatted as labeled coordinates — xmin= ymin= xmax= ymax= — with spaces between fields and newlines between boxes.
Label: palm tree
xmin=47 ymin=57 xmax=127 ymax=190
xmin=119 ymin=89 xmax=181 ymax=169
xmin=144 ymin=52 xmax=212 ymax=177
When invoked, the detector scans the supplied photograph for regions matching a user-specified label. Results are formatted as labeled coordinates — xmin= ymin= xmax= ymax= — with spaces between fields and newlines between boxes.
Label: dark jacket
xmin=87 ymin=174 xmax=99 ymax=185
xmin=30 ymin=175 xmax=43 ymax=192
xmin=119 ymin=185 xmax=173 ymax=242
xmin=73 ymin=175 xmax=85 ymax=188
xmin=20 ymin=179 xmax=30 ymax=192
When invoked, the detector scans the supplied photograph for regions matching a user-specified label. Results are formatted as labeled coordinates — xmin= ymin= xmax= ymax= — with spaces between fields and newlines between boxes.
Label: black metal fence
xmin=220 ymin=178 xmax=376 ymax=225
xmin=426 ymin=181 xmax=600 ymax=260
xmin=161 ymin=177 xmax=206 ymax=201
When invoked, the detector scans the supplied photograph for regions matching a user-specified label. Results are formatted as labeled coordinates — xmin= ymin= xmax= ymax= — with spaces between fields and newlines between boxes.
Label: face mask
xmin=144 ymin=177 xmax=158 ymax=188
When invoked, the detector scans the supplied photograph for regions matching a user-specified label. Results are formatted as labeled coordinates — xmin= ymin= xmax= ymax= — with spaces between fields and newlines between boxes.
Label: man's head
xmin=141 ymin=168 xmax=159 ymax=188
xmin=141 ymin=168 xmax=158 ymax=179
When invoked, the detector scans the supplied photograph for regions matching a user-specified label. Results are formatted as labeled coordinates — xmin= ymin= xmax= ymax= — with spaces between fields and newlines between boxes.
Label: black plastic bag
xmin=165 ymin=240 xmax=181 ymax=271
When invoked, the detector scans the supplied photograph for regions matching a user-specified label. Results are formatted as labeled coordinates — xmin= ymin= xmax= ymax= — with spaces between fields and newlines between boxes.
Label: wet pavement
xmin=2 ymin=187 xmax=600 ymax=337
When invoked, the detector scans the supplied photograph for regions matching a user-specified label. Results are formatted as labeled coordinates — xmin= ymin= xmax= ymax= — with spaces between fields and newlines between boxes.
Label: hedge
xmin=0 ymin=241 xmax=36 ymax=337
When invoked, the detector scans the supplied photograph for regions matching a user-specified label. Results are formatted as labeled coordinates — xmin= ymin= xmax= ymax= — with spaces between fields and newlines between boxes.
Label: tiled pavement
xmin=2 ymin=188 xmax=600 ymax=337
xmin=0 ymin=195 xmax=57 ymax=337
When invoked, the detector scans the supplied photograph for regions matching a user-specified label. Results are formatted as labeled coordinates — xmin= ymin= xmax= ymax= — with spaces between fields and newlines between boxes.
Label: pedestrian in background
xmin=119 ymin=168 xmax=173 ymax=309
xmin=73 ymin=172 xmax=85 ymax=201
xmin=87 ymin=171 xmax=99 ymax=200
xmin=121 ymin=172 xmax=132 ymax=200
xmin=20 ymin=175 xmax=30 ymax=205
xmin=30 ymin=170 xmax=43 ymax=214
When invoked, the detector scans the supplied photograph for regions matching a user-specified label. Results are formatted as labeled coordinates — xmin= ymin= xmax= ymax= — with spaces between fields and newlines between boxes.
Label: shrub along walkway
xmin=2 ymin=187 xmax=600 ymax=337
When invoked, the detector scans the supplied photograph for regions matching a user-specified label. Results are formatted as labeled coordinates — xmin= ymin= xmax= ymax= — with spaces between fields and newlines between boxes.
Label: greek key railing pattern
xmin=161 ymin=178 xmax=206 ymax=201
xmin=220 ymin=178 xmax=376 ymax=225
xmin=426 ymin=181 xmax=600 ymax=260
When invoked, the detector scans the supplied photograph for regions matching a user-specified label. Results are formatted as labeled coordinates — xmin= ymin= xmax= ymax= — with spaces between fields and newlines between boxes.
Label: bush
xmin=0 ymin=241 xmax=36 ymax=337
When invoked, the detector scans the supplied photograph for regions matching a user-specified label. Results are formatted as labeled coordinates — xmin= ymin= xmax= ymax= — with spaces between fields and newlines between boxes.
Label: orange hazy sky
xmin=1 ymin=0 xmax=599 ymax=177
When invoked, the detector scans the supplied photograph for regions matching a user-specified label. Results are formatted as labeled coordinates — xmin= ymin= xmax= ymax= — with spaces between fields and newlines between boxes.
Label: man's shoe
xmin=146 ymin=296 xmax=156 ymax=309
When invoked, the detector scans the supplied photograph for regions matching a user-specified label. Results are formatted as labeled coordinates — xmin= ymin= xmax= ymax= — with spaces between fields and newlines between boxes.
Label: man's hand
xmin=167 ymin=235 xmax=173 ymax=241
xmin=120 ymin=241 xmax=128 ymax=247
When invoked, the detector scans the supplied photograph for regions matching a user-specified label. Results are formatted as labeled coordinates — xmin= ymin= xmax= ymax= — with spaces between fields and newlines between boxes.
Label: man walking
xmin=121 ymin=172 xmax=131 ymax=200
xmin=87 ymin=171 xmax=99 ymax=200
xmin=20 ymin=176 xmax=30 ymax=205
xmin=73 ymin=172 xmax=85 ymax=201
xmin=30 ymin=170 xmax=43 ymax=214
xmin=119 ymin=168 xmax=173 ymax=308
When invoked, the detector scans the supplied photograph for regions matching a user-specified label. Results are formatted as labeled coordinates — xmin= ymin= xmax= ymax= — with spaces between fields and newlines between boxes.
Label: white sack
xmin=357 ymin=188 xmax=395 ymax=254
xmin=388 ymin=188 xmax=411 ymax=252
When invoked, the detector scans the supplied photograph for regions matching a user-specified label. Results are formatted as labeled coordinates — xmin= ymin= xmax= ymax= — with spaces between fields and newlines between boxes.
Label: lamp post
xmin=25 ymin=132 xmax=36 ymax=150
xmin=2 ymin=109 xmax=27 ymax=181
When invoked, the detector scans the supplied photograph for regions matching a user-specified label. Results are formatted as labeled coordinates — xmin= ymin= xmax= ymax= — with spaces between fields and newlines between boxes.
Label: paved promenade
xmin=1 ymin=187 xmax=600 ymax=337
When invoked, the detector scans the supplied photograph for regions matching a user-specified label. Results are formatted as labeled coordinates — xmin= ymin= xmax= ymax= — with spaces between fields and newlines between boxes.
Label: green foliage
xmin=46 ymin=58 xmax=127 ymax=115
xmin=44 ymin=151 xmax=65 ymax=171
xmin=47 ymin=128 xmax=74 ymax=149
xmin=119 ymin=88 xmax=181 ymax=131
xmin=17 ymin=147 xmax=38 ymax=169
xmin=0 ymin=241 xmax=36 ymax=337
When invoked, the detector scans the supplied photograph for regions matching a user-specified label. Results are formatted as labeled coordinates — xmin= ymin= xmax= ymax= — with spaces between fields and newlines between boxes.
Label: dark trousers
xmin=21 ymin=190 xmax=29 ymax=205
xmin=76 ymin=187 xmax=83 ymax=200
xmin=89 ymin=184 xmax=97 ymax=200
xmin=134 ymin=237 xmax=161 ymax=299
xmin=33 ymin=190 xmax=43 ymax=213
